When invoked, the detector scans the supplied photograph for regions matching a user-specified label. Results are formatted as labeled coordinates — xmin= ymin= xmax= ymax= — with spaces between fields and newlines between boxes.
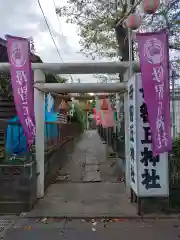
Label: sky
xmin=0 ymin=0 xmax=101 ymax=83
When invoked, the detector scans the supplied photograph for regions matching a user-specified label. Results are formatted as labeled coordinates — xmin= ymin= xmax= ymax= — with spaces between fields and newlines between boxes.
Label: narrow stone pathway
xmin=26 ymin=130 xmax=136 ymax=218
xmin=55 ymin=130 xmax=121 ymax=183
xmin=81 ymin=131 xmax=101 ymax=182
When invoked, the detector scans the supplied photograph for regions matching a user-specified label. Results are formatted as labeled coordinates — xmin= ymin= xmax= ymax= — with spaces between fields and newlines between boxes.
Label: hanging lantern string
xmin=116 ymin=0 xmax=144 ymax=27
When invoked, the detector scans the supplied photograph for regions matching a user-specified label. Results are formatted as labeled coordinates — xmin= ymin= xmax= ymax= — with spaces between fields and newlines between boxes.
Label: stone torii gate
xmin=33 ymin=61 xmax=139 ymax=198
xmin=0 ymin=61 xmax=139 ymax=198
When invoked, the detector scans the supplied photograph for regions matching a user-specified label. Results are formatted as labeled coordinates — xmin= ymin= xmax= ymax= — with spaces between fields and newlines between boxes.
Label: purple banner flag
xmin=136 ymin=29 xmax=172 ymax=155
xmin=7 ymin=35 xmax=35 ymax=146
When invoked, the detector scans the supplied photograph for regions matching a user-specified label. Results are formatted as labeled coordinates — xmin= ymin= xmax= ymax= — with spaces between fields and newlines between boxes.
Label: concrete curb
xmin=18 ymin=214 xmax=180 ymax=220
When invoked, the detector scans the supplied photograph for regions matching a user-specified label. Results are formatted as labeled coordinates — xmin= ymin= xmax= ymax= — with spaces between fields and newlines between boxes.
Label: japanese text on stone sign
xmin=16 ymin=70 xmax=35 ymax=136
xmin=152 ymin=66 xmax=168 ymax=149
xmin=129 ymin=83 xmax=136 ymax=185
xmin=139 ymin=88 xmax=161 ymax=190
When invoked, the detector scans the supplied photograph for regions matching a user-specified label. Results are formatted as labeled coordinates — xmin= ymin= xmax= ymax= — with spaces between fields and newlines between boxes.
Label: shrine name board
xmin=128 ymin=73 xmax=169 ymax=197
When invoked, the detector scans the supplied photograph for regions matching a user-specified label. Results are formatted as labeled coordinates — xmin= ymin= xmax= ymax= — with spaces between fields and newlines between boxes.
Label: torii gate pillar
xmin=34 ymin=69 xmax=45 ymax=198
xmin=124 ymin=69 xmax=133 ymax=197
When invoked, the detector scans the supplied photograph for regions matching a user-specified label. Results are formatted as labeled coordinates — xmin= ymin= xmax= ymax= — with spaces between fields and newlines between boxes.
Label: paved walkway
xmin=55 ymin=130 xmax=122 ymax=183
xmin=2 ymin=131 xmax=180 ymax=239
xmin=26 ymin=130 xmax=136 ymax=218
xmin=3 ymin=218 xmax=180 ymax=240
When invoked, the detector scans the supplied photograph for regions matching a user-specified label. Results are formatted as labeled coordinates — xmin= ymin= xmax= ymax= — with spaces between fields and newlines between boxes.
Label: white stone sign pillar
xmin=128 ymin=73 xmax=169 ymax=197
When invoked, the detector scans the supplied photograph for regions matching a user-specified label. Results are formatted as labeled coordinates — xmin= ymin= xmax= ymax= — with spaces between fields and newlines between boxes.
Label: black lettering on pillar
xmin=141 ymin=127 xmax=152 ymax=144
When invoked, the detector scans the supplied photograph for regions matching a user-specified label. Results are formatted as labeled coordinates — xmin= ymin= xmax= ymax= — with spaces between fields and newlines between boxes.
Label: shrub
xmin=172 ymin=134 xmax=180 ymax=159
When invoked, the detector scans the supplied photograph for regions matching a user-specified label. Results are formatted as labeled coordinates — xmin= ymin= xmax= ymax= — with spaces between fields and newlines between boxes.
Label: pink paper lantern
xmin=100 ymin=99 xmax=108 ymax=111
xmin=125 ymin=14 xmax=141 ymax=30
xmin=143 ymin=0 xmax=160 ymax=14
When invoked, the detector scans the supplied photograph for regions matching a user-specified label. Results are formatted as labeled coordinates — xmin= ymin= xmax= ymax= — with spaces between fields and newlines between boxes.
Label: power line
xmin=52 ymin=0 xmax=74 ymax=83
xmin=37 ymin=0 xmax=74 ymax=83
xmin=37 ymin=0 xmax=64 ymax=62
xmin=52 ymin=0 xmax=64 ymax=37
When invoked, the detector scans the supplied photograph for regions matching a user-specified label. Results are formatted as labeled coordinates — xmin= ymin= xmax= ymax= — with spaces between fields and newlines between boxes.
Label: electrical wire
xmin=37 ymin=0 xmax=64 ymax=62
xmin=37 ymin=0 xmax=74 ymax=82
xmin=52 ymin=0 xmax=64 ymax=37
xmin=51 ymin=0 xmax=74 ymax=83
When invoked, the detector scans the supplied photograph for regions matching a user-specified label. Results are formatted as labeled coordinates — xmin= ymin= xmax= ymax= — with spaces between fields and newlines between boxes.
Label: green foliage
xmin=90 ymin=100 xmax=96 ymax=109
xmin=57 ymin=0 xmax=180 ymax=60
xmin=0 ymin=36 xmax=68 ymax=99
xmin=0 ymin=72 xmax=68 ymax=100
xmin=172 ymin=135 xmax=180 ymax=159
xmin=146 ymin=1 xmax=180 ymax=78
xmin=45 ymin=74 xmax=68 ymax=83
xmin=57 ymin=0 xmax=125 ymax=59
xmin=55 ymin=75 xmax=68 ymax=83
xmin=71 ymin=104 xmax=86 ymax=130
xmin=144 ymin=0 xmax=180 ymax=50
xmin=143 ymin=0 xmax=180 ymax=76
xmin=169 ymin=135 xmax=180 ymax=208
xmin=0 ymin=72 xmax=13 ymax=100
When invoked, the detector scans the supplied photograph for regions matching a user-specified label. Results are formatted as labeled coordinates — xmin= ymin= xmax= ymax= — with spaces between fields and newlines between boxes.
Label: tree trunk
xmin=115 ymin=24 xmax=129 ymax=62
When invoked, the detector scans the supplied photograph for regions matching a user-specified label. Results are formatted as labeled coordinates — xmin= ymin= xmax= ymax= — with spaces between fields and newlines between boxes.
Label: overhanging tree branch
xmin=169 ymin=45 xmax=180 ymax=51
